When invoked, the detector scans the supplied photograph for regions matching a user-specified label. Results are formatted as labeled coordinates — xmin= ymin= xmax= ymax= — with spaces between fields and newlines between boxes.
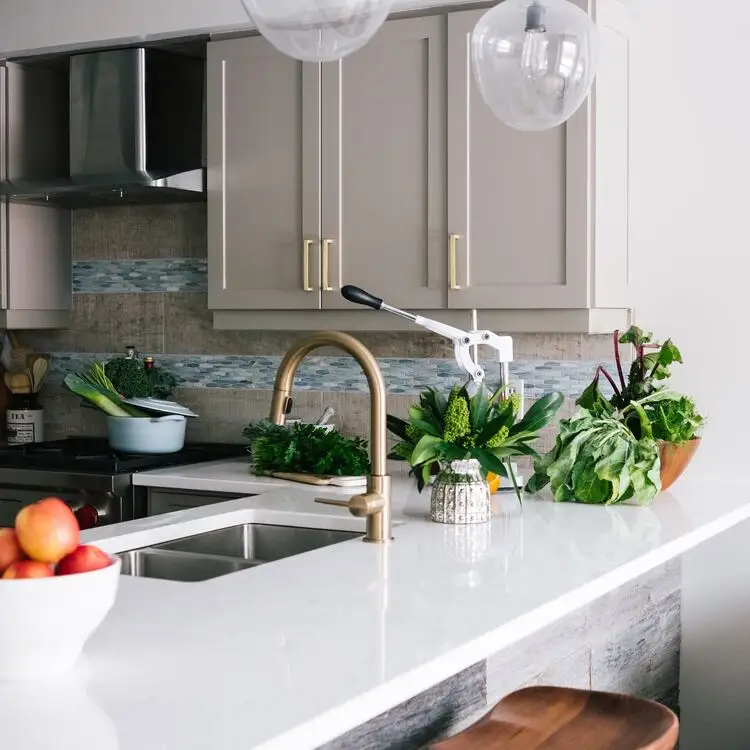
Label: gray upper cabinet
xmin=209 ymin=0 xmax=633 ymax=332
xmin=447 ymin=2 xmax=631 ymax=314
xmin=209 ymin=17 xmax=446 ymax=312
xmin=0 ymin=63 xmax=71 ymax=329
xmin=447 ymin=10 xmax=575 ymax=309
xmin=320 ymin=16 xmax=446 ymax=310
xmin=1 ymin=202 xmax=71 ymax=329
xmin=207 ymin=36 xmax=321 ymax=311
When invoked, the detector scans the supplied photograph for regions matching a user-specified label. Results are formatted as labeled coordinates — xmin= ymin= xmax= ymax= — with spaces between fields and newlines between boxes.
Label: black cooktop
xmin=0 ymin=437 xmax=248 ymax=474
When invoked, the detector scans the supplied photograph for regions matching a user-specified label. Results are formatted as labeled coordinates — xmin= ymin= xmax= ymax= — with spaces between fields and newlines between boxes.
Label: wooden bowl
xmin=660 ymin=438 xmax=701 ymax=492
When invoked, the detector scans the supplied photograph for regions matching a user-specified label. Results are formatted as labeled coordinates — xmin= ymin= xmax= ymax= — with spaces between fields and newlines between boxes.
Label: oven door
xmin=0 ymin=487 xmax=122 ymax=529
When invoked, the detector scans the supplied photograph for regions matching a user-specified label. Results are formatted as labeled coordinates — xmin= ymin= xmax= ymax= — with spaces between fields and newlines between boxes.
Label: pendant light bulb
xmin=471 ymin=0 xmax=598 ymax=131
xmin=241 ymin=0 xmax=396 ymax=62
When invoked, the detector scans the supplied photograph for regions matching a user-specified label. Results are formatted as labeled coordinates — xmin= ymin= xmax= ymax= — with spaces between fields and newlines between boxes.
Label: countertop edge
xmin=254 ymin=498 xmax=750 ymax=750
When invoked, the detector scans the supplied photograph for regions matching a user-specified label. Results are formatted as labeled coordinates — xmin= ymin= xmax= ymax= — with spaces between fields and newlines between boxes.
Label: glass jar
xmin=7 ymin=394 xmax=44 ymax=445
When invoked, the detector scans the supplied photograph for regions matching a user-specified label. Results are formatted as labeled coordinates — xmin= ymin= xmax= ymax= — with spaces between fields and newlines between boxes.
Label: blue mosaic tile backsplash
xmin=50 ymin=352 xmax=612 ymax=398
xmin=61 ymin=256 xmax=619 ymax=399
xmin=73 ymin=259 xmax=208 ymax=293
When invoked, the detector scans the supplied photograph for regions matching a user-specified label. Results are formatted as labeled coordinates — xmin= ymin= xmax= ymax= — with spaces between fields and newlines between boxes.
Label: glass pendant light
xmin=241 ymin=0 xmax=396 ymax=62
xmin=471 ymin=0 xmax=598 ymax=131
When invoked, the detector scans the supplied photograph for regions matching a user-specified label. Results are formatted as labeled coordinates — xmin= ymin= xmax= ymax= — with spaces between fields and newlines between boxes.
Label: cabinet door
xmin=207 ymin=37 xmax=321 ymax=310
xmin=4 ymin=202 xmax=71 ymax=313
xmin=591 ymin=0 xmax=631 ymax=309
xmin=320 ymin=16 xmax=447 ymax=310
xmin=446 ymin=10 xmax=589 ymax=310
xmin=147 ymin=490 xmax=244 ymax=517
xmin=0 ymin=64 xmax=71 ymax=326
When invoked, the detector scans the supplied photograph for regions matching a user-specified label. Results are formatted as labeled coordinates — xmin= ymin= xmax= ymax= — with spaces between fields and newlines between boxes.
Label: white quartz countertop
xmin=132 ymin=457 xmax=357 ymax=496
xmin=4 ymin=468 xmax=750 ymax=750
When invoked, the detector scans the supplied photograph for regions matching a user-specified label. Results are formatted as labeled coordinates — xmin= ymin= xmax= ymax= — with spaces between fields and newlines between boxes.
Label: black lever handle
xmin=341 ymin=285 xmax=384 ymax=311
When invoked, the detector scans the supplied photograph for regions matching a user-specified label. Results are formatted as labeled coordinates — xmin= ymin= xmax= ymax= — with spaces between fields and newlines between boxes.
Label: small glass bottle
xmin=144 ymin=356 xmax=155 ymax=371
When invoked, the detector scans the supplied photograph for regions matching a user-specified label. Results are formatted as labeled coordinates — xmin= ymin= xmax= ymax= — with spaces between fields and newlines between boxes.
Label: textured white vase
xmin=430 ymin=459 xmax=492 ymax=525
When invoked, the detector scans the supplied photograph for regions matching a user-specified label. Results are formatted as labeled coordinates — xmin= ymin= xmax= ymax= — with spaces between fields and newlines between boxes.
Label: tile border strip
xmin=49 ymin=352 xmax=614 ymax=398
xmin=73 ymin=259 xmax=208 ymax=293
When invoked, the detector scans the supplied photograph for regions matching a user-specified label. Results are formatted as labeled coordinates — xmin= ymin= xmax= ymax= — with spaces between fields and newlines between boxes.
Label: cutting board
xmin=270 ymin=472 xmax=367 ymax=488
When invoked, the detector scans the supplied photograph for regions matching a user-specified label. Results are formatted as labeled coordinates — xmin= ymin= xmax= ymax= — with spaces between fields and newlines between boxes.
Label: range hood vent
xmin=1 ymin=48 xmax=206 ymax=207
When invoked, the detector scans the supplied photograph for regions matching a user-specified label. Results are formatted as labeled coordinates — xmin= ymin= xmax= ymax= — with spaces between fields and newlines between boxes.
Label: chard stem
xmin=597 ymin=365 xmax=621 ymax=398
xmin=614 ymin=329 xmax=627 ymax=391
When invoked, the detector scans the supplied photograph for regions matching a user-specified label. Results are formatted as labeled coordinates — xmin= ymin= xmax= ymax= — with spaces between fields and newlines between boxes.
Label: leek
xmin=78 ymin=363 xmax=148 ymax=417
xmin=86 ymin=361 xmax=117 ymax=392
xmin=64 ymin=374 xmax=138 ymax=418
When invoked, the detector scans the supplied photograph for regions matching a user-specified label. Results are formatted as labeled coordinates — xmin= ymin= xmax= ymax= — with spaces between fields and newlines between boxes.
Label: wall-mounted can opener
xmin=341 ymin=286 xmax=514 ymax=394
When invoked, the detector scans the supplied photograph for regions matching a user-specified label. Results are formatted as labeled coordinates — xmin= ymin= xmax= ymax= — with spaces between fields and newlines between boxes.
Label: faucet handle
xmin=315 ymin=492 xmax=385 ymax=519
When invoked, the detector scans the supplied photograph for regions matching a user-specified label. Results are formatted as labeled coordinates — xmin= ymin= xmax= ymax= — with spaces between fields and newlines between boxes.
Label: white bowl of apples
xmin=0 ymin=498 xmax=120 ymax=681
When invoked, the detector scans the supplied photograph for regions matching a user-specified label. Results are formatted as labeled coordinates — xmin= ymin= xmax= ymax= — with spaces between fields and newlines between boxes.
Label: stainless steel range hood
xmin=0 ymin=48 xmax=205 ymax=207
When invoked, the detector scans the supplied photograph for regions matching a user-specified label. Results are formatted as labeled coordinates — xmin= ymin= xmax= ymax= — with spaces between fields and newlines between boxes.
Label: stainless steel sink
xmin=119 ymin=524 xmax=362 ymax=582
xmin=119 ymin=548 xmax=259 ymax=582
xmin=154 ymin=523 xmax=361 ymax=563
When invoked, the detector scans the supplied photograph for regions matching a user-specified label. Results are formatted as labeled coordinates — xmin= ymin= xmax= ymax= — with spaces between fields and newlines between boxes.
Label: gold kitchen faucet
xmin=269 ymin=331 xmax=392 ymax=544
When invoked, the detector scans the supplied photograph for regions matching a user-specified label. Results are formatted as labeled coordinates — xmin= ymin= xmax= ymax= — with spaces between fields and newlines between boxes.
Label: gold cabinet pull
xmin=322 ymin=239 xmax=335 ymax=292
xmin=449 ymin=234 xmax=461 ymax=290
xmin=303 ymin=239 xmax=314 ymax=292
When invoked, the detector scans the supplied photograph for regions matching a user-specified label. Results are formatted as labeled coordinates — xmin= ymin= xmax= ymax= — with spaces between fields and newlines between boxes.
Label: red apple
xmin=2 ymin=560 xmax=53 ymax=579
xmin=0 ymin=528 xmax=25 ymax=575
xmin=56 ymin=545 xmax=112 ymax=576
xmin=15 ymin=498 xmax=80 ymax=564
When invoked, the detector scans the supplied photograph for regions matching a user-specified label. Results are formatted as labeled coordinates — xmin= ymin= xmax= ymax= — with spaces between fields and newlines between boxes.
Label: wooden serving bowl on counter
xmin=660 ymin=438 xmax=701 ymax=492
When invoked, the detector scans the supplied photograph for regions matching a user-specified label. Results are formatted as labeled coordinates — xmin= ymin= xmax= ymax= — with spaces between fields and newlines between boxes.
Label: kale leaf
xmin=105 ymin=357 xmax=177 ymax=400
xmin=645 ymin=396 xmax=704 ymax=444
xmin=105 ymin=358 xmax=151 ymax=399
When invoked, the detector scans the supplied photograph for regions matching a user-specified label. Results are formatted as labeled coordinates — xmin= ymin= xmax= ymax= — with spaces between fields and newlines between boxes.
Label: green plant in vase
xmin=388 ymin=384 xmax=563 ymax=523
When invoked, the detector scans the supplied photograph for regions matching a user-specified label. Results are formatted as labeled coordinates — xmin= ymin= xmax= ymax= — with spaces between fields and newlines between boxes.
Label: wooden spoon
xmin=10 ymin=372 xmax=32 ymax=394
xmin=31 ymin=357 xmax=49 ymax=393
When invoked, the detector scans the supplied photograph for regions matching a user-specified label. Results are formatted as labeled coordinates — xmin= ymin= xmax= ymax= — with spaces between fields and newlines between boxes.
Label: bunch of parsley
xmin=243 ymin=421 xmax=370 ymax=477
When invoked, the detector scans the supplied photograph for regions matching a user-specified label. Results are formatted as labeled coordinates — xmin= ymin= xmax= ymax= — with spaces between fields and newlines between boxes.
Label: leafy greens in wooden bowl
xmin=526 ymin=326 xmax=704 ymax=505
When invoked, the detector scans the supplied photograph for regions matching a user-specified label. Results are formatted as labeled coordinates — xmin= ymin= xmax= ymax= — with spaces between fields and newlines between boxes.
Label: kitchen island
xmin=2 ymin=465 xmax=749 ymax=750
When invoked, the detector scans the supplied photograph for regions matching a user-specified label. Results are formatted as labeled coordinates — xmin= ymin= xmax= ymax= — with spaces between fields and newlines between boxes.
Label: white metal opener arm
xmin=341 ymin=286 xmax=513 ymax=387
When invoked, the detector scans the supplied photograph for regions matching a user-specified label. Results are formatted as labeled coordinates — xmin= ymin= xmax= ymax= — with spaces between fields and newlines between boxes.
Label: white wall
xmin=630 ymin=0 xmax=748 ymax=479
xmin=634 ymin=2 xmax=750 ymax=744
xmin=0 ymin=0 xmax=481 ymax=57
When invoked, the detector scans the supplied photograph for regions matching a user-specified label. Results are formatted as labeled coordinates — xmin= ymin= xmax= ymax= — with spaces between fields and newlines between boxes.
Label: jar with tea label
xmin=7 ymin=394 xmax=44 ymax=445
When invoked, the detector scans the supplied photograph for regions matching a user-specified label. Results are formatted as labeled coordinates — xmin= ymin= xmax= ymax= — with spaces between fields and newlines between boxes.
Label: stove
xmin=0 ymin=438 xmax=247 ymax=529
